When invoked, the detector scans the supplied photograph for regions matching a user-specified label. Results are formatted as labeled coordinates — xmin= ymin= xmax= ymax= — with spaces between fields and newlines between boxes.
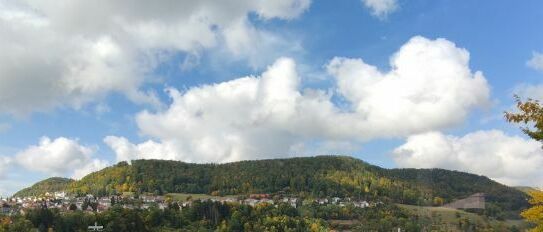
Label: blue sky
xmin=1 ymin=0 xmax=543 ymax=195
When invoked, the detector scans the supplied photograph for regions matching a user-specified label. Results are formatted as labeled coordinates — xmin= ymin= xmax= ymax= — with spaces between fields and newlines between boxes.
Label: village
xmin=0 ymin=192 xmax=380 ymax=216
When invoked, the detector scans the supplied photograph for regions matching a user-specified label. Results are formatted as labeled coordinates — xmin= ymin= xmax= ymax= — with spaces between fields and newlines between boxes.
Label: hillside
xmin=398 ymin=204 xmax=530 ymax=231
xmin=19 ymin=156 xmax=529 ymax=218
xmin=386 ymin=168 xmax=528 ymax=218
xmin=13 ymin=177 xmax=74 ymax=197
xmin=515 ymin=186 xmax=540 ymax=194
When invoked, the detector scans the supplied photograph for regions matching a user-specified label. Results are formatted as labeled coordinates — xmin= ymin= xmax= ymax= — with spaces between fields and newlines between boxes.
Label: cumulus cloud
xmin=105 ymin=36 xmax=490 ymax=163
xmin=0 ymin=0 xmax=310 ymax=115
xmin=527 ymin=52 xmax=543 ymax=72
xmin=15 ymin=137 xmax=108 ymax=179
xmin=362 ymin=0 xmax=398 ymax=18
xmin=104 ymin=136 xmax=181 ymax=162
xmin=326 ymin=36 xmax=490 ymax=138
xmin=393 ymin=130 xmax=543 ymax=187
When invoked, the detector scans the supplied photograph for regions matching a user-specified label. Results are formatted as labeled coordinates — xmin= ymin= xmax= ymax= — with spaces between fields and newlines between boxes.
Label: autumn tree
xmin=520 ymin=190 xmax=543 ymax=232
xmin=505 ymin=96 xmax=543 ymax=142
xmin=505 ymin=96 xmax=543 ymax=231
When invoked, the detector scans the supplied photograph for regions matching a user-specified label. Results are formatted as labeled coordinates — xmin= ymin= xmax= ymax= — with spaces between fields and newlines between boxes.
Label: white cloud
xmin=0 ymin=0 xmax=310 ymax=116
xmin=362 ymin=0 xmax=398 ymax=18
xmin=527 ymin=52 xmax=543 ymax=72
xmin=15 ymin=137 xmax=108 ymax=179
xmin=105 ymin=36 xmax=490 ymax=163
xmin=393 ymin=130 xmax=543 ymax=187
xmin=326 ymin=36 xmax=490 ymax=138
xmin=256 ymin=0 xmax=311 ymax=20
xmin=104 ymin=136 xmax=181 ymax=162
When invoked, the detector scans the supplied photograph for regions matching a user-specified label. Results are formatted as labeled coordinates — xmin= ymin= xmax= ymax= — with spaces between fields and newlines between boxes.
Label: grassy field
xmin=397 ymin=204 xmax=529 ymax=231
xmin=165 ymin=193 xmax=240 ymax=201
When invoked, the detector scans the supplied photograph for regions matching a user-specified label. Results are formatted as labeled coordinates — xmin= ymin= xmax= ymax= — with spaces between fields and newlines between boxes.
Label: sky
xmin=0 ymin=0 xmax=543 ymax=195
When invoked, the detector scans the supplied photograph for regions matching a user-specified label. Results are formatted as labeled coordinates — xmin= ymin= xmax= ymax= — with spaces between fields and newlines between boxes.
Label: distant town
xmin=1 ymin=192 xmax=382 ymax=216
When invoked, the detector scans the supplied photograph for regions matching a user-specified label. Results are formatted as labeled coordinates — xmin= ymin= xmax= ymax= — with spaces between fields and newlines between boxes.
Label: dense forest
xmin=20 ymin=156 xmax=528 ymax=219
xmin=13 ymin=177 xmax=74 ymax=198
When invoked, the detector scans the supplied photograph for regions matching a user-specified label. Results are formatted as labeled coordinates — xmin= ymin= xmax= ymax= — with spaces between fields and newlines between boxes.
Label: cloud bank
xmin=394 ymin=130 xmax=543 ymax=187
xmin=0 ymin=0 xmax=310 ymax=115
xmin=15 ymin=137 xmax=108 ymax=179
xmin=105 ymin=36 xmax=490 ymax=163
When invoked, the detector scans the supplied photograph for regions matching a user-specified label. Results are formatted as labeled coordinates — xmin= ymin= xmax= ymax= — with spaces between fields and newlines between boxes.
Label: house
xmin=316 ymin=198 xmax=328 ymax=205
xmin=98 ymin=198 xmax=111 ymax=207
xmin=259 ymin=198 xmax=274 ymax=205
xmin=281 ymin=197 xmax=298 ymax=208
xmin=141 ymin=195 xmax=155 ymax=203
xmin=249 ymin=194 xmax=270 ymax=199
xmin=220 ymin=197 xmax=237 ymax=203
xmin=54 ymin=191 xmax=66 ymax=198
xmin=353 ymin=201 xmax=369 ymax=208
xmin=1 ymin=203 xmax=11 ymax=215
xmin=244 ymin=199 xmax=259 ymax=206
xmin=76 ymin=202 xmax=84 ymax=210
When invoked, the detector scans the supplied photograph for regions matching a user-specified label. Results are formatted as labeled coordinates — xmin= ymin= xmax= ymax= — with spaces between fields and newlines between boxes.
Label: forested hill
xmin=385 ymin=168 xmax=528 ymax=218
xmin=20 ymin=156 xmax=529 ymax=216
xmin=13 ymin=177 xmax=74 ymax=197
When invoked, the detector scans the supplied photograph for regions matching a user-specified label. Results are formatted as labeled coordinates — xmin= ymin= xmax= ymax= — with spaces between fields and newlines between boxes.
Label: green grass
xmin=397 ymin=204 xmax=530 ymax=231
xmin=165 ymin=193 xmax=240 ymax=201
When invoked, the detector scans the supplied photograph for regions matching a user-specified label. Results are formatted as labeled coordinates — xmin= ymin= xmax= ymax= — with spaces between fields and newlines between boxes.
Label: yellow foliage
xmin=528 ymin=190 xmax=543 ymax=205
xmin=121 ymin=183 xmax=129 ymax=192
xmin=433 ymin=197 xmax=444 ymax=206
xmin=521 ymin=190 xmax=543 ymax=232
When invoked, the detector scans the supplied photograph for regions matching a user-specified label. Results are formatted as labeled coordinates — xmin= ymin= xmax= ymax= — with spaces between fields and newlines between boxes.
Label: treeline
xmin=0 ymin=201 xmax=521 ymax=232
xmin=0 ymin=201 xmax=328 ymax=232
xmin=61 ymin=156 xmax=528 ymax=218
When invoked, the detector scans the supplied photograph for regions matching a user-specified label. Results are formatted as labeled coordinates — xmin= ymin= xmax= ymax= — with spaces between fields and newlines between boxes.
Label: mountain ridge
xmin=14 ymin=155 xmax=528 ymax=218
